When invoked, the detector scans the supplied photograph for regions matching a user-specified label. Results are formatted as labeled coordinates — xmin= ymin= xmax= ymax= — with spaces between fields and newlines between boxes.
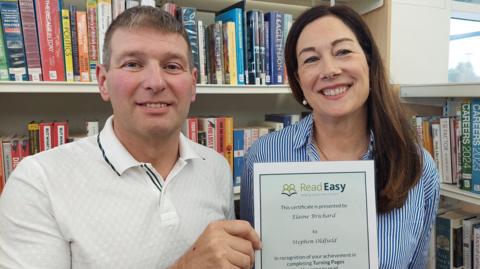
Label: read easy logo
xmin=281 ymin=184 xmax=297 ymax=196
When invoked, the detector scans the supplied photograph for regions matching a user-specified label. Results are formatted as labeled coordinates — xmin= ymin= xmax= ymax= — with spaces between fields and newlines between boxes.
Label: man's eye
xmin=122 ymin=62 xmax=141 ymax=69
xmin=336 ymin=49 xmax=352 ymax=56
xmin=165 ymin=63 xmax=183 ymax=72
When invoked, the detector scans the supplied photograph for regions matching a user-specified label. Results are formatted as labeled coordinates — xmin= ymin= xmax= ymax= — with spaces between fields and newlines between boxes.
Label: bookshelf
xmin=399 ymin=83 xmax=480 ymax=206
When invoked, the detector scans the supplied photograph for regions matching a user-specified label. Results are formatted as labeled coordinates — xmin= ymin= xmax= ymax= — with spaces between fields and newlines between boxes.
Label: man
xmin=0 ymin=6 xmax=260 ymax=269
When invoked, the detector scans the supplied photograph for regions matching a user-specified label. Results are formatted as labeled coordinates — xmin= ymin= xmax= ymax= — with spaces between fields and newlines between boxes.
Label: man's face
xmin=97 ymin=28 xmax=197 ymax=142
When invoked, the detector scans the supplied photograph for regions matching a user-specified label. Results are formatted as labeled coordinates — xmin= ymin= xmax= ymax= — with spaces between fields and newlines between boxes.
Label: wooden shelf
xmin=440 ymin=183 xmax=480 ymax=206
xmin=0 ymin=81 xmax=291 ymax=94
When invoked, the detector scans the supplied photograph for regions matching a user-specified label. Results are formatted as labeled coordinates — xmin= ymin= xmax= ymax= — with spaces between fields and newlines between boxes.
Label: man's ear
xmin=97 ymin=64 xmax=110 ymax=101
xmin=190 ymin=67 xmax=197 ymax=102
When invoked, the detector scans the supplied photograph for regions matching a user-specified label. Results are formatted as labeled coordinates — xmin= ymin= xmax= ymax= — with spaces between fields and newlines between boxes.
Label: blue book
xmin=0 ymin=0 xmax=28 ymax=81
xmin=233 ymin=129 xmax=245 ymax=187
xmin=177 ymin=7 xmax=200 ymax=75
xmin=471 ymin=98 xmax=480 ymax=193
xmin=215 ymin=8 xmax=245 ymax=85
xmin=265 ymin=113 xmax=300 ymax=127
xmin=265 ymin=11 xmax=284 ymax=85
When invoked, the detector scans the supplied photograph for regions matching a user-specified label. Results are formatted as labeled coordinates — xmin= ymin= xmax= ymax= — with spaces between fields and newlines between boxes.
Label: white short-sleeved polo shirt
xmin=0 ymin=116 xmax=234 ymax=269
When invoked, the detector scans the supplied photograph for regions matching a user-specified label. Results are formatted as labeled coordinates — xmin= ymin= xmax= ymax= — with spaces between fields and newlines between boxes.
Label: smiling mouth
xmin=320 ymin=85 xmax=350 ymax=96
xmin=138 ymin=102 xmax=170 ymax=108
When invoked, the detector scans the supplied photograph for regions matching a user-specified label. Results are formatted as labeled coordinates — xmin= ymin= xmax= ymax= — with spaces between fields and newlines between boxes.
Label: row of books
xmin=413 ymin=99 xmax=480 ymax=193
xmin=0 ymin=113 xmax=303 ymax=194
xmin=163 ymin=3 xmax=293 ymax=85
xmin=182 ymin=113 xmax=301 ymax=187
xmin=0 ymin=120 xmax=99 ymax=193
xmin=0 ymin=0 xmax=152 ymax=82
xmin=434 ymin=208 xmax=480 ymax=269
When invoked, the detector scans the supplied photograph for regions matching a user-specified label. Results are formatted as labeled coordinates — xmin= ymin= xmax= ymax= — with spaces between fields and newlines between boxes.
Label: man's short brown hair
xmin=102 ymin=6 xmax=193 ymax=70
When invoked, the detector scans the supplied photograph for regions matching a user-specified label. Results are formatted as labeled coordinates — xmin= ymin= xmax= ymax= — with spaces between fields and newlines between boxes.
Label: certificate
xmin=254 ymin=161 xmax=378 ymax=269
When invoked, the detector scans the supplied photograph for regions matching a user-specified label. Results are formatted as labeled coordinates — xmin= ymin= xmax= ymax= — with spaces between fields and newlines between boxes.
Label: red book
xmin=10 ymin=137 xmax=21 ymax=170
xmin=20 ymin=136 xmax=29 ymax=159
xmin=52 ymin=122 xmax=69 ymax=148
xmin=183 ymin=117 xmax=198 ymax=143
xmin=39 ymin=122 xmax=53 ymax=152
xmin=35 ymin=0 xmax=65 ymax=81
xmin=215 ymin=117 xmax=225 ymax=155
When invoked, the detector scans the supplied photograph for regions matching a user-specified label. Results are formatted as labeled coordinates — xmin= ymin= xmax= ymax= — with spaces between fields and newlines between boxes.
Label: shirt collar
xmin=98 ymin=116 xmax=202 ymax=175
xmin=294 ymin=113 xmax=375 ymax=159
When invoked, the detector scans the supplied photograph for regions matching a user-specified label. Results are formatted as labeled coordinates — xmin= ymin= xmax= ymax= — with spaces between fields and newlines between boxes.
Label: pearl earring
xmin=302 ymin=99 xmax=308 ymax=106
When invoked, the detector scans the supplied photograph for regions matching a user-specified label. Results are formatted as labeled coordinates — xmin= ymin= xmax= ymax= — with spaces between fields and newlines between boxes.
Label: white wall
xmin=389 ymin=0 xmax=451 ymax=84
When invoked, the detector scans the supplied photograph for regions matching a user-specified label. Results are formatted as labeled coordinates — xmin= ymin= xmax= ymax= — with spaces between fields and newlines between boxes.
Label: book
xmin=463 ymin=216 xmax=480 ymax=269
xmin=198 ymin=117 xmax=216 ymax=150
xmin=112 ymin=0 xmax=125 ymax=19
xmin=222 ymin=21 xmax=237 ymax=85
xmin=436 ymin=210 xmax=473 ymax=269
xmin=18 ymin=0 xmax=42 ymax=81
xmin=461 ymin=100 xmax=472 ymax=190
xmin=440 ymin=117 xmax=453 ymax=184
xmin=0 ymin=0 xmax=28 ymax=81
xmin=265 ymin=11 xmax=284 ymax=84
xmin=215 ymin=7 xmax=245 ymax=84
xmin=224 ymin=117 xmax=234 ymax=172
xmin=27 ymin=121 xmax=39 ymax=155
xmin=76 ymin=10 xmax=90 ymax=82
xmin=233 ymin=129 xmax=244 ymax=187
xmin=431 ymin=119 xmax=444 ymax=183
xmin=177 ymin=7 xmax=199 ymax=77
xmin=0 ymin=19 xmax=8 ymax=80
xmin=61 ymin=9 xmax=74 ymax=82
xmin=86 ymin=0 xmax=97 ymax=82
xmin=35 ymin=0 xmax=65 ymax=81
xmin=52 ymin=122 xmax=68 ymax=148
xmin=182 ymin=117 xmax=198 ymax=143
xmin=97 ymin=0 xmax=112 ymax=65
xmin=472 ymin=99 xmax=480 ymax=193
xmin=39 ymin=122 xmax=53 ymax=152
xmin=197 ymin=20 xmax=207 ymax=84
xmin=69 ymin=4 xmax=80 ymax=81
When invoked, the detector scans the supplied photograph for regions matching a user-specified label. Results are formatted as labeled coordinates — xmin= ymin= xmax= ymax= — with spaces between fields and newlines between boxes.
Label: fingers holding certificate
xmin=254 ymin=161 xmax=378 ymax=269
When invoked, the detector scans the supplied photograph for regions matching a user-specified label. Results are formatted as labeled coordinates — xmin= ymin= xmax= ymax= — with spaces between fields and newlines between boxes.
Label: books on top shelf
xmin=0 ymin=0 xmax=294 ymax=85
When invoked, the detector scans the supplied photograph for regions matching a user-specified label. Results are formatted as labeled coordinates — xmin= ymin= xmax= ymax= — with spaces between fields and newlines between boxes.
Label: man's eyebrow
xmin=115 ymin=51 xmax=187 ymax=61
xmin=297 ymin=37 xmax=355 ymax=57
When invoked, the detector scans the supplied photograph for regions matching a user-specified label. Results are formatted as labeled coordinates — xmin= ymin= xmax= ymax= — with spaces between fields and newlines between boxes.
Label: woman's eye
xmin=303 ymin=56 xmax=319 ymax=64
xmin=336 ymin=49 xmax=352 ymax=56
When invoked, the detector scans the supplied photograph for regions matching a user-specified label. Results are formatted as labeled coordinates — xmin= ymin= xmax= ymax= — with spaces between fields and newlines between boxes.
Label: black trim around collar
xmin=97 ymin=134 xmax=121 ymax=176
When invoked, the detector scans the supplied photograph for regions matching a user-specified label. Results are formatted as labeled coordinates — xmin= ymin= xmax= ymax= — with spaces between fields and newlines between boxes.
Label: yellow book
xmin=224 ymin=22 xmax=237 ymax=85
xmin=62 ymin=9 xmax=74 ymax=82
xmin=224 ymin=116 xmax=234 ymax=172
xmin=76 ymin=11 xmax=90 ymax=82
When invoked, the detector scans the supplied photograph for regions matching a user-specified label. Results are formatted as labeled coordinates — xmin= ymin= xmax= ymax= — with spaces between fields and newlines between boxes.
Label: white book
xmin=125 ymin=0 xmax=139 ymax=8
xmin=197 ymin=20 xmax=207 ymax=85
xmin=112 ymin=0 xmax=125 ymax=19
xmin=440 ymin=117 xmax=453 ymax=183
xmin=140 ymin=0 xmax=155 ymax=7
xmin=97 ymin=0 xmax=112 ymax=65
xmin=464 ymin=216 xmax=480 ymax=269
xmin=431 ymin=121 xmax=444 ymax=182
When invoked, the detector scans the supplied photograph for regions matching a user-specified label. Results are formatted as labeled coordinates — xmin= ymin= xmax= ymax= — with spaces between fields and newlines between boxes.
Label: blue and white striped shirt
xmin=240 ymin=113 xmax=440 ymax=269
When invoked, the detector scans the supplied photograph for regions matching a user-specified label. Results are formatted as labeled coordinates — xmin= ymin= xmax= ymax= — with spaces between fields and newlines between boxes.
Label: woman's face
xmin=296 ymin=15 xmax=370 ymax=121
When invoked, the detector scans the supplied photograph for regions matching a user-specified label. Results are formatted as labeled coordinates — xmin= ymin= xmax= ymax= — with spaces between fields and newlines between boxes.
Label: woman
xmin=240 ymin=5 xmax=439 ymax=268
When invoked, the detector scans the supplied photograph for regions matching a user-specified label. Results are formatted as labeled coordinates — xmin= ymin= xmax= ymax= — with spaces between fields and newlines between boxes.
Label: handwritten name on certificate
xmin=254 ymin=161 xmax=378 ymax=269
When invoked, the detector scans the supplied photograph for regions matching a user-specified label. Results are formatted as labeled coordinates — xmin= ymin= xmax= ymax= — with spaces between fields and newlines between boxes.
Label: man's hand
xmin=171 ymin=220 xmax=261 ymax=269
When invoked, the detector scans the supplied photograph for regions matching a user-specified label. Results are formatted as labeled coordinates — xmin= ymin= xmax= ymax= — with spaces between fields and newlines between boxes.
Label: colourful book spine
xmin=35 ymin=0 xmax=65 ymax=81
xmin=76 ymin=11 xmax=90 ymax=82
xmin=52 ymin=121 xmax=68 ymax=148
xmin=61 ymin=9 xmax=74 ymax=82
xmin=86 ymin=0 xmax=97 ymax=82
xmin=69 ymin=5 xmax=80 ymax=81
xmin=197 ymin=20 xmax=207 ymax=84
xmin=27 ymin=121 xmax=39 ymax=155
xmin=0 ymin=0 xmax=28 ymax=81
xmin=461 ymin=100 xmax=472 ymax=190
xmin=233 ymin=129 xmax=244 ymax=187
xmin=224 ymin=117 xmax=234 ymax=173
xmin=97 ymin=0 xmax=112 ymax=65
xmin=177 ymin=7 xmax=199 ymax=75
xmin=471 ymin=99 xmax=480 ymax=193
xmin=215 ymin=8 xmax=245 ymax=84
xmin=39 ymin=122 xmax=53 ymax=152
xmin=0 ymin=139 xmax=4 ymax=193
xmin=0 ymin=19 xmax=9 ymax=80
xmin=223 ymin=22 xmax=237 ymax=85
xmin=18 ymin=0 xmax=42 ymax=81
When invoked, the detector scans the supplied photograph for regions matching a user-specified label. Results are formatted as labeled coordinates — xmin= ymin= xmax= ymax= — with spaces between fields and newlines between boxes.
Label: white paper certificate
xmin=254 ymin=161 xmax=378 ymax=269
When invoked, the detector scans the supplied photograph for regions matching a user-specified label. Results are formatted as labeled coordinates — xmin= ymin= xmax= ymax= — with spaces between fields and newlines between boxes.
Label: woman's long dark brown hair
xmin=284 ymin=5 xmax=423 ymax=213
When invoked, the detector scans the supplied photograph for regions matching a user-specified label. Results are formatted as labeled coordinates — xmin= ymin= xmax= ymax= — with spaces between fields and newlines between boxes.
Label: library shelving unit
xmin=0 ymin=0 xmax=386 ymax=201
xmin=399 ymin=83 xmax=480 ymax=205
